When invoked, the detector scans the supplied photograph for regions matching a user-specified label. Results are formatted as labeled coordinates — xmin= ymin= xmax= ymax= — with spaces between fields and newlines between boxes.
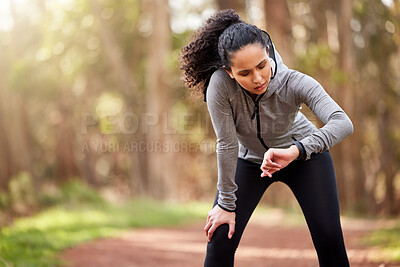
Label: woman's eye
xmin=259 ymin=64 xmax=266 ymax=69
xmin=240 ymin=72 xmax=249 ymax=76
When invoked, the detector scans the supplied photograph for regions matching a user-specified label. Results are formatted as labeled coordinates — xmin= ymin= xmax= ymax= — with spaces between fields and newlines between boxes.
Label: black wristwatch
xmin=293 ymin=140 xmax=306 ymax=160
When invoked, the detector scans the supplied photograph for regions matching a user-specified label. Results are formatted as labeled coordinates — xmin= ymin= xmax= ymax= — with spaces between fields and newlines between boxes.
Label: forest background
xmin=0 ymin=0 xmax=399 ymax=227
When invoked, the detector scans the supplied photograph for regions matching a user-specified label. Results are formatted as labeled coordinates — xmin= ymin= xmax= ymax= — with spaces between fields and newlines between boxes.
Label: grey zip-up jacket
xmin=206 ymin=48 xmax=354 ymax=212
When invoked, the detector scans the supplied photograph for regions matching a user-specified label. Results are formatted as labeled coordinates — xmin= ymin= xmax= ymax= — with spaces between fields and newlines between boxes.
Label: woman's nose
xmin=252 ymin=71 xmax=263 ymax=84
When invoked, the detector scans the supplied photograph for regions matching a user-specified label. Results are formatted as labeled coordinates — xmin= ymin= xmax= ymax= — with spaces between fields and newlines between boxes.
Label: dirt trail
xmin=61 ymin=215 xmax=400 ymax=267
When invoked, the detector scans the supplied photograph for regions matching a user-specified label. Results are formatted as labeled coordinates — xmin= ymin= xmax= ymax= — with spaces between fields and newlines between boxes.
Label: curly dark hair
xmin=179 ymin=9 xmax=271 ymax=101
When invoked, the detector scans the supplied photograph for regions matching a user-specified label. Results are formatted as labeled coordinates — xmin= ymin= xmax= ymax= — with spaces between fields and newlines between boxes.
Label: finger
xmin=260 ymin=171 xmax=270 ymax=177
xmin=261 ymin=170 xmax=272 ymax=178
xmin=260 ymin=159 xmax=269 ymax=170
xmin=260 ymin=165 xmax=279 ymax=172
xmin=262 ymin=161 xmax=281 ymax=170
xmin=206 ymin=215 xmax=210 ymax=224
xmin=263 ymin=150 xmax=274 ymax=161
xmin=264 ymin=151 xmax=281 ymax=168
xmin=260 ymin=162 xmax=266 ymax=170
xmin=207 ymin=224 xmax=218 ymax=242
xmin=263 ymin=151 xmax=271 ymax=164
xmin=204 ymin=221 xmax=212 ymax=235
xmin=261 ymin=166 xmax=276 ymax=175
xmin=228 ymin=222 xmax=235 ymax=239
xmin=264 ymin=158 xmax=281 ymax=168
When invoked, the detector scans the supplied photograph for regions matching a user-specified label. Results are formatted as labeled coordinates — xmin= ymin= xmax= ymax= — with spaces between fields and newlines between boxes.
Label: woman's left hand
xmin=260 ymin=145 xmax=299 ymax=177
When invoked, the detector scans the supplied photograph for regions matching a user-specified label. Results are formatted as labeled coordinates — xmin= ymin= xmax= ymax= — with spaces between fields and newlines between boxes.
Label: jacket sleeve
xmin=206 ymin=71 xmax=239 ymax=211
xmin=291 ymin=71 xmax=354 ymax=160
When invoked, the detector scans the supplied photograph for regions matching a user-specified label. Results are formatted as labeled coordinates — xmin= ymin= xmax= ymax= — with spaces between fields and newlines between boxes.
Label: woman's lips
xmin=254 ymin=83 xmax=266 ymax=91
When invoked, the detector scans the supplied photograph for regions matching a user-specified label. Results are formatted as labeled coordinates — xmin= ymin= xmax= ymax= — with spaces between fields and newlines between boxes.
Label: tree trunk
xmin=0 ymin=0 xmax=35 ymax=186
xmin=0 ymin=68 xmax=13 ymax=189
xmin=378 ymin=109 xmax=396 ymax=214
xmin=336 ymin=0 xmax=368 ymax=212
xmin=55 ymin=100 xmax=81 ymax=181
xmin=144 ymin=0 xmax=173 ymax=199
xmin=216 ymin=0 xmax=247 ymax=18
xmin=309 ymin=0 xmax=329 ymax=44
xmin=91 ymin=0 xmax=136 ymax=95
xmin=263 ymin=0 xmax=293 ymax=66
xmin=91 ymin=0 xmax=147 ymax=194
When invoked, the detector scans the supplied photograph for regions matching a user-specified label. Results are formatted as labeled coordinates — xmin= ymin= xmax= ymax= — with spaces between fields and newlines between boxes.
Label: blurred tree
xmin=89 ymin=0 xmax=147 ymax=193
xmin=144 ymin=0 xmax=174 ymax=198
xmin=0 ymin=64 xmax=13 ymax=189
xmin=263 ymin=0 xmax=293 ymax=65
xmin=91 ymin=0 xmax=134 ymax=95
xmin=333 ymin=0 xmax=356 ymax=211
xmin=55 ymin=101 xmax=81 ymax=181
xmin=335 ymin=0 xmax=368 ymax=213
xmin=0 ymin=0 xmax=34 ymax=189
xmin=354 ymin=0 xmax=400 ymax=215
xmin=216 ymin=0 xmax=247 ymax=18
xmin=308 ymin=0 xmax=329 ymax=44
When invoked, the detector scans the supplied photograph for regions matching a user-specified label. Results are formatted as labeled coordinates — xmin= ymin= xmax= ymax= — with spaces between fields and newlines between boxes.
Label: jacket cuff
xmin=217 ymin=203 xmax=236 ymax=212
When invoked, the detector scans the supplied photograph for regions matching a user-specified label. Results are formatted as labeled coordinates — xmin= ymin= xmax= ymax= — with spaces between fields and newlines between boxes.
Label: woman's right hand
xmin=204 ymin=205 xmax=236 ymax=242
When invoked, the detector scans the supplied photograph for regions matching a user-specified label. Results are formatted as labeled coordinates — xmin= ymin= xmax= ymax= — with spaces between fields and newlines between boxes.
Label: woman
xmin=180 ymin=9 xmax=353 ymax=267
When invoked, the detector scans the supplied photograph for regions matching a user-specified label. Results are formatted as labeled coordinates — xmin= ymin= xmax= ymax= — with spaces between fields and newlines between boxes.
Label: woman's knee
xmin=206 ymin=224 xmax=238 ymax=254
xmin=312 ymin=223 xmax=347 ymax=254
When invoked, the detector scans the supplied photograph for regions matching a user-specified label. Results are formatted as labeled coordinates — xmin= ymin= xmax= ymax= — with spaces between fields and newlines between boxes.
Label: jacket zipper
xmin=253 ymin=100 xmax=269 ymax=150
xmin=243 ymin=148 xmax=248 ymax=157
xmin=249 ymin=92 xmax=269 ymax=151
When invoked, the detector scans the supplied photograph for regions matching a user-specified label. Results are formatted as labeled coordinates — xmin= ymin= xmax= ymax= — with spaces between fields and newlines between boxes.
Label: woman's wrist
xmin=292 ymin=140 xmax=306 ymax=160
xmin=217 ymin=203 xmax=236 ymax=212
xmin=289 ymin=145 xmax=300 ymax=160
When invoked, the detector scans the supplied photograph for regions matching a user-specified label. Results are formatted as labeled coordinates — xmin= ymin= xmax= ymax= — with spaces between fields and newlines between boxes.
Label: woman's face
xmin=224 ymin=42 xmax=271 ymax=98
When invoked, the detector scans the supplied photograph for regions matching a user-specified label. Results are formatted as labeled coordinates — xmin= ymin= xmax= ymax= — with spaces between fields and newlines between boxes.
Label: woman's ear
xmin=223 ymin=66 xmax=235 ymax=79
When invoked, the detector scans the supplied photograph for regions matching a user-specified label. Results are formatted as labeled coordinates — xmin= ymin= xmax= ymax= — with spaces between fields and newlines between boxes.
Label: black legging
xmin=204 ymin=151 xmax=350 ymax=267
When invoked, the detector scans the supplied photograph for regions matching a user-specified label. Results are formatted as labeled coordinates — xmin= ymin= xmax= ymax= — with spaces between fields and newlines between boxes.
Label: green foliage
xmin=0 ymin=172 xmax=37 ymax=213
xmin=295 ymin=43 xmax=347 ymax=86
xmin=363 ymin=226 xmax=400 ymax=262
xmin=0 ymin=190 xmax=10 ymax=210
xmin=9 ymin=172 xmax=35 ymax=203
xmin=38 ymin=179 xmax=106 ymax=208
xmin=0 ymin=179 xmax=208 ymax=266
